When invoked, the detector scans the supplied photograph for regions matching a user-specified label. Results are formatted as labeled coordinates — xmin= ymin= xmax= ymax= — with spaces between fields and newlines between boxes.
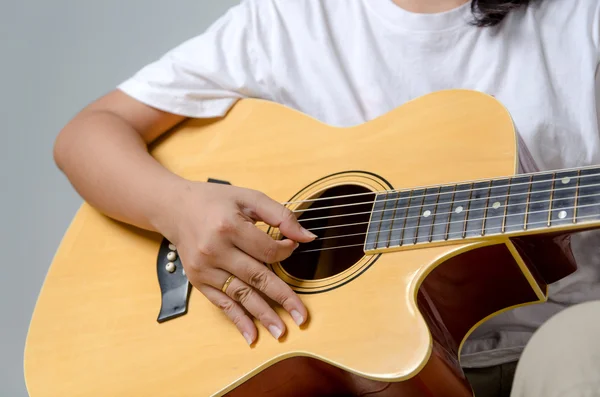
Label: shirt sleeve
xmin=117 ymin=0 xmax=273 ymax=118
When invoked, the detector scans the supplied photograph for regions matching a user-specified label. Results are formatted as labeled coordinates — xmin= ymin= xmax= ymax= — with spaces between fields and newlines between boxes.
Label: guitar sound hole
xmin=280 ymin=184 xmax=374 ymax=280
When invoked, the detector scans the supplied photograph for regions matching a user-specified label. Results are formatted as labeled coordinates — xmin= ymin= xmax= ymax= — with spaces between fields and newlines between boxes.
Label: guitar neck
xmin=364 ymin=165 xmax=600 ymax=253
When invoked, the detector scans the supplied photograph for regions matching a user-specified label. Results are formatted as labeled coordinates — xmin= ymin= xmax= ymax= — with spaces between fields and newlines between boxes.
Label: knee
xmin=510 ymin=301 xmax=600 ymax=397
xmin=528 ymin=300 xmax=600 ymax=351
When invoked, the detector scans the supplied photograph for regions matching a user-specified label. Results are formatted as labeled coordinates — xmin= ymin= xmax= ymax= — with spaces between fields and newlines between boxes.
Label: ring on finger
xmin=221 ymin=274 xmax=236 ymax=293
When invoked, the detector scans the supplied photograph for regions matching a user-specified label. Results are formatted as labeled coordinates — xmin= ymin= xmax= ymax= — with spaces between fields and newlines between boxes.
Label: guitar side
xmin=24 ymin=90 xmax=561 ymax=396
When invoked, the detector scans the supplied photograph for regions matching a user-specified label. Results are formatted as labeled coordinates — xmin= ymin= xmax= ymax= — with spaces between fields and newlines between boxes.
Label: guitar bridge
xmin=156 ymin=238 xmax=190 ymax=323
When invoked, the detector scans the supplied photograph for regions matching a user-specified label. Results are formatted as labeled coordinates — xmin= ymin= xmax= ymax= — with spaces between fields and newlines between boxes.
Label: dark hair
xmin=471 ymin=0 xmax=534 ymax=27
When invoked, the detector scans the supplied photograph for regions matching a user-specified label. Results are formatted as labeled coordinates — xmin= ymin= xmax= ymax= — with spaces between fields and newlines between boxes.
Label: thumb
xmin=244 ymin=191 xmax=317 ymax=243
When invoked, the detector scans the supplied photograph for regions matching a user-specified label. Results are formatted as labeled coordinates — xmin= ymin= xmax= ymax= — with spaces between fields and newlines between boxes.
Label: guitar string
xmin=273 ymin=200 xmax=600 ymax=243
xmin=290 ymin=173 xmax=591 ymax=215
xmin=280 ymin=165 xmax=600 ymax=205
xmin=307 ymin=200 xmax=599 ymax=242
xmin=289 ymin=173 xmax=597 ymax=220
xmin=256 ymin=187 xmax=599 ymax=233
xmin=291 ymin=211 xmax=600 ymax=255
xmin=286 ymin=180 xmax=596 ymax=225
xmin=264 ymin=190 xmax=599 ymax=235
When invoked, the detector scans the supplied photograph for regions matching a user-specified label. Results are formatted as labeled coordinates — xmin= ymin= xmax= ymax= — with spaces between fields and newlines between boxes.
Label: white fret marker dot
xmin=558 ymin=210 xmax=568 ymax=219
xmin=423 ymin=210 xmax=432 ymax=218
xmin=492 ymin=201 xmax=501 ymax=209
xmin=455 ymin=206 xmax=464 ymax=214
xmin=561 ymin=177 xmax=570 ymax=185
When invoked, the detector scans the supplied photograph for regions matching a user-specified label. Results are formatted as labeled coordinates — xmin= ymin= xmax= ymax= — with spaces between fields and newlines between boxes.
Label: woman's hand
xmin=155 ymin=180 xmax=317 ymax=345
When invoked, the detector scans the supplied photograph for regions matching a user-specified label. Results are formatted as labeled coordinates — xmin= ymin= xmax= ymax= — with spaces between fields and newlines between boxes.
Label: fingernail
xmin=303 ymin=229 xmax=317 ymax=239
xmin=291 ymin=310 xmax=304 ymax=326
xmin=293 ymin=242 xmax=300 ymax=250
xmin=268 ymin=325 xmax=283 ymax=339
xmin=243 ymin=332 xmax=253 ymax=345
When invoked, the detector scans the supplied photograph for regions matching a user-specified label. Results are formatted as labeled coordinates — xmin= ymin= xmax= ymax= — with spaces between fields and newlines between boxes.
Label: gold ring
xmin=221 ymin=274 xmax=236 ymax=293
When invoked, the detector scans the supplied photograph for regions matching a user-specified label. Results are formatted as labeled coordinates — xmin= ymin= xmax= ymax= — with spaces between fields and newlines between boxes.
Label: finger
xmin=233 ymin=220 xmax=300 ymax=264
xmin=240 ymin=190 xmax=317 ymax=243
xmin=224 ymin=249 xmax=308 ymax=328
xmin=197 ymin=283 xmax=257 ymax=345
xmin=223 ymin=276 xmax=288 ymax=340
xmin=200 ymin=267 xmax=290 ymax=340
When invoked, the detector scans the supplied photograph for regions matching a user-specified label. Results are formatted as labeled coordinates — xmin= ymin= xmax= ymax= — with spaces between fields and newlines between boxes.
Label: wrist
xmin=146 ymin=174 xmax=194 ymax=242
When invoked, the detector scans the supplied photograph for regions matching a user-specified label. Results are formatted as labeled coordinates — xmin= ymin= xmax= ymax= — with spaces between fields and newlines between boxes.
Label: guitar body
xmin=24 ymin=90 xmax=577 ymax=396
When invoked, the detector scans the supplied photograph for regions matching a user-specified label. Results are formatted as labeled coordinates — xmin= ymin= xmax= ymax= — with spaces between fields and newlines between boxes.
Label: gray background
xmin=0 ymin=1 xmax=237 ymax=395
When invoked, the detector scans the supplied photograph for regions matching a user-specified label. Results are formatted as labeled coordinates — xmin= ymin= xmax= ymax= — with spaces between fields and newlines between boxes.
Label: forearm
xmin=54 ymin=109 xmax=186 ymax=233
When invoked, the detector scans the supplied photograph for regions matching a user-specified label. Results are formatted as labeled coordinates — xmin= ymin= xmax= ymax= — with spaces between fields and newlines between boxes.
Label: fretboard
xmin=364 ymin=166 xmax=600 ymax=252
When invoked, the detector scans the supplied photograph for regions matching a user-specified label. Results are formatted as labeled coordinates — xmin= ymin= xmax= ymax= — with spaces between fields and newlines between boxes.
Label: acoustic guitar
xmin=24 ymin=89 xmax=599 ymax=396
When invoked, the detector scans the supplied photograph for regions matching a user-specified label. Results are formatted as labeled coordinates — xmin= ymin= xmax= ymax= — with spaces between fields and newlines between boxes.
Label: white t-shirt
xmin=118 ymin=0 xmax=600 ymax=368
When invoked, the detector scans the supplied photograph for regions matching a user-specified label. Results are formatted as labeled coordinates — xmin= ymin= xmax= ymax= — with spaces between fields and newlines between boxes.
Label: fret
xmin=547 ymin=174 xmax=556 ymax=227
xmin=389 ymin=190 xmax=412 ymax=247
xmin=416 ymin=187 xmax=441 ymax=244
xmin=549 ymin=170 xmax=579 ymax=227
xmin=524 ymin=176 xmax=533 ymax=228
xmin=505 ymin=175 xmax=530 ymax=232
xmin=526 ymin=173 xmax=554 ymax=230
xmin=365 ymin=192 xmax=387 ymax=251
xmin=366 ymin=166 xmax=600 ymax=252
xmin=484 ymin=178 xmax=511 ymax=235
xmin=574 ymin=169 xmax=581 ymax=221
xmin=465 ymin=181 xmax=492 ymax=237
xmin=377 ymin=191 xmax=399 ymax=249
xmin=481 ymin=183 xmax=493 ymax=235
xmin=402 ymin=188 xmax=426 ymax=245
xmin=375 ymin=192 xmax=389 ymax=248
xmin=447 ymin=183 xmax=472 ymax=240
xmin=502 ymin=181 xmax=510 ymax=232
xmin=428 ymin=189 xmax=442 ymax=242
xmin=575 ymin=167 xmax=600 ymax=223
xmin=431 ymin=185 xmax=456 ymax=242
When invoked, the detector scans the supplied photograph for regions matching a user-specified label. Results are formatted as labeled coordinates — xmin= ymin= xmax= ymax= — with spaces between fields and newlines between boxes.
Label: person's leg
xmin=464 ymin=365 xmax=502 ymax=397
xmin=498 ymin=362 xmax=518 ymax=397
xmin=510 ymin=300 xmax=600 ymax=397
xmin=464 ymin=361 xmax=517 ymax=397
